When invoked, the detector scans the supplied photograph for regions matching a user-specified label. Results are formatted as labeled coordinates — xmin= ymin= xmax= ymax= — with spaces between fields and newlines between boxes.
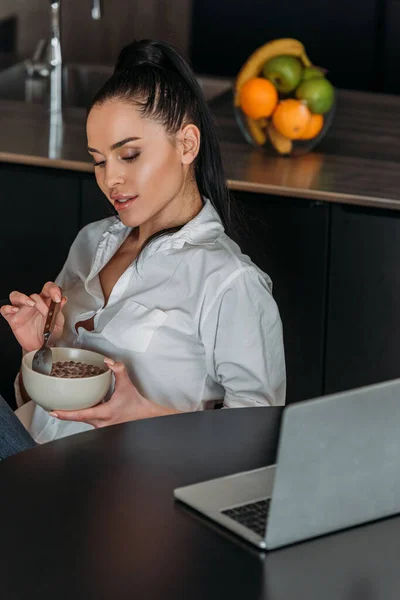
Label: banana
xmin=267 ymin=122 xmax=293 ymax=155
xmin=234 ymin=38 xmax=311 ymax=106
xmin=245 ymin=116 xmax=267 ymax=146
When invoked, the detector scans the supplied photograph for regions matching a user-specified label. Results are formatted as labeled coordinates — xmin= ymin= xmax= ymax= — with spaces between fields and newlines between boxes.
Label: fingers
xmin=0 ymin=304 xmax=19 ymax=320
xmin=53 ymin=297 xmax=67 ymax=329
xmin=9 ymin=291 xmax=36 ymax=308
xmin=2 ymin=290 xmax=37 ymax=323
xmin=29 ymin=294 xmax=52 ymax=318
xmin=104 ymin=359 xmax=130 ymax=391
xmin=104 ymin=358 xmax=127 ymax=375
xmin=50 ymin=402 xmax=111 ymax=426
xmin=2 ymin=286 xmax=67 ymax=328
xmin=7 ymin=285 xmax=66 ymax=314
xmin=41 ymin=282 xmax=63 ymax=303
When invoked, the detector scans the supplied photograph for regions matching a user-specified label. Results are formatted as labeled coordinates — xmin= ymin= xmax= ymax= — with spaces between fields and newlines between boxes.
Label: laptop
xmin=174 ymin=378 xmax=400 ymax=550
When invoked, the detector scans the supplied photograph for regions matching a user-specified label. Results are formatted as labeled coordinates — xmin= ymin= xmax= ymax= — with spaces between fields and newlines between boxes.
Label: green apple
xmin=295 ymin=77 xmax=335 ymax=114
xmin=262 ymin=55 xmax=303 ymax=94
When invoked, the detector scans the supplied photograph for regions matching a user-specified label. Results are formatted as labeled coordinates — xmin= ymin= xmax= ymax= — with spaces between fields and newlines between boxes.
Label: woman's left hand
xmin=50 ymin=358 xmax=180 ymax=427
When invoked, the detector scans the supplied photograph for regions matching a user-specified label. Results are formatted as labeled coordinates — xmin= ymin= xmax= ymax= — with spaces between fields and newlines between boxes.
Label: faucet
xmin=49 ymin=0 xmax=62 ymax=114
xmin=25 ymin=0 xmax=102 ymax=113
xmin=92 ymin=0 xmax=103 ymax=20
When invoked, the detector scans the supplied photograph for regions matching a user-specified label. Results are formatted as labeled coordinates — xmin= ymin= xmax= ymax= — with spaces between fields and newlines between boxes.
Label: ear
xmin=179 ymin=124 xmax=200 ymax=165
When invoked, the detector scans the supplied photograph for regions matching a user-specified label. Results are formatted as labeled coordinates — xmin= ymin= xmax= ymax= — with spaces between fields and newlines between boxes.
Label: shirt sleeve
xmin=54 ymin=218 xmax=112 ymax=291
xmin=54 ymin=241 xmax=80 ymax=291
xmin=200 ymin=267 xmax=286 ymax=408
xmin=55 ymin=264 xmax=75 ymax=292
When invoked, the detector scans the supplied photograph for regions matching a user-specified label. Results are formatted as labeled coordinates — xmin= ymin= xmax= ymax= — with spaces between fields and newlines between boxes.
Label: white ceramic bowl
xmin=22 ymin=347 xmax=112 ymax=411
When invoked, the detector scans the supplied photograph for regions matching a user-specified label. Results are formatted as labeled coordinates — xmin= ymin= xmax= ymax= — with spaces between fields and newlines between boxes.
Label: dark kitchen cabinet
xmin=190 ymin=0 xmax=381 ymax=92
xmin=0 ymin=163 xmax=80 ymax=297
xmin=0 ymin=163 xmax=80 ymax=406
xmin=80 ymin=175 xmax=115 ymax=228
xmin=0 ymin=303 xmax=21 ymax=408
xmin=324 ymin=203 xmax=400 ymax=395
xmin=233 ymin=192 xmax=330 ymax=404
xmin=382 ymin=0 xmax=400 ymax=94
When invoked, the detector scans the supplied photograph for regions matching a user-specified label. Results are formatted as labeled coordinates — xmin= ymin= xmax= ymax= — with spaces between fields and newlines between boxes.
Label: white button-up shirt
xmin=23 ymin=198 xmax=286 ymax=443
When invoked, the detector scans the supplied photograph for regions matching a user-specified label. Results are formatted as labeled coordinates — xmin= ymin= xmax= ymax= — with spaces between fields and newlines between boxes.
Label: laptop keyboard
xmin=222 ymin=498 xmax=271 ymax=537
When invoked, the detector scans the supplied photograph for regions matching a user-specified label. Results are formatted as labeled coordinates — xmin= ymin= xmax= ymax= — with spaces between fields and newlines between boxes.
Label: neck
xmin=134 ymin=185 xmax=204 ymax=248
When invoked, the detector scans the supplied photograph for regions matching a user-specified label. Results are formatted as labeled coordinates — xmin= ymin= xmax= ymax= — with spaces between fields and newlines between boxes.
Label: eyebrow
xmin=87 ymin=137 xmax=142 ymax=153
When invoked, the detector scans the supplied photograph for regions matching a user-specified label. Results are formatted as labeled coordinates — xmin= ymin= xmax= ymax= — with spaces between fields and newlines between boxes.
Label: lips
xmin=110 ymin=194 xmax=138 ymax=212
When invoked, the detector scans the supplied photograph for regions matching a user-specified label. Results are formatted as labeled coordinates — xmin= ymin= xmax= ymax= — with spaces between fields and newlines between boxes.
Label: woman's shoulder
xmin=181 ymin=232 xmax=273 ymax=295
xmin=215 ymin=233 xmax=273 ymax=290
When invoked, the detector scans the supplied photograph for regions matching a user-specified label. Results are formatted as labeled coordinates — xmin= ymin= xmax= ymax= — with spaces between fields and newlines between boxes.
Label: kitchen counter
xmin=1 ymin=86 xmax=400 ymax=210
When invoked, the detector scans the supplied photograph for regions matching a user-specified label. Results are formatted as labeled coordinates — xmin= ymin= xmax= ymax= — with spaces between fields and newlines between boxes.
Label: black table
xmin=1 ymin=407 xmax=400 ymax=600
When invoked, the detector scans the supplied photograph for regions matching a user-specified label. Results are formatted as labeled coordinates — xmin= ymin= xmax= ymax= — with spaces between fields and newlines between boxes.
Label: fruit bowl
xmin=233 ymin=38 xmax=336 ymax=157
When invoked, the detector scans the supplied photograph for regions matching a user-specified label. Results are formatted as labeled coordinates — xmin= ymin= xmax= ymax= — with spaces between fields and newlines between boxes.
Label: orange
xmin=272 ymin=99 xmax=312 ymax=140
xmin=299 ymin=113 xmax=324 ymax=140
xmin=239 ymin=77 xmax=278 ymax=120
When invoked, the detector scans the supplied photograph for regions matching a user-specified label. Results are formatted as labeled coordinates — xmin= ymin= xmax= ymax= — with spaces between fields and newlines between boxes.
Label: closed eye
xmin=122 ymin=153 xmax=140 ymax=163
xmin=92 ymin=154 xmax=140 ymax=168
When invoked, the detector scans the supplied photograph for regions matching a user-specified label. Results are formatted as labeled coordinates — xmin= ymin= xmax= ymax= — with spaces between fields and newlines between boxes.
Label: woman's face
xmin=86 ymin=100 xmax=199 ymax=232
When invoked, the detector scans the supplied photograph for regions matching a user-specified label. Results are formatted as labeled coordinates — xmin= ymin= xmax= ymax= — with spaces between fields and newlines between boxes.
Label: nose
xmin=103 ymin=161 xmax=126 ymax=190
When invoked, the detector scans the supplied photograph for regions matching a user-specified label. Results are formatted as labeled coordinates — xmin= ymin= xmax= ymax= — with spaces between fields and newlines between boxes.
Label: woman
xmin=0 ymin=39 xmax=286 ymax=460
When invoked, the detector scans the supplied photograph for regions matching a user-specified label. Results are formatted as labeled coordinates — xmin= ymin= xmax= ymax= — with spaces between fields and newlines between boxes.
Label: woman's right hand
xmin=0 ymin=282 xmax=67 ymax=352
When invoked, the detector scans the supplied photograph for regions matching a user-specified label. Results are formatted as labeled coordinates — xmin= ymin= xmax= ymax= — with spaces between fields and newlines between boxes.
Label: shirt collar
xmin=104 ymin=197 xmax=225 ymax=262
xmin=141 ymin=197 xmax=225 ymax=257
xmin=171 ymin=198 xmax=224 ymax=244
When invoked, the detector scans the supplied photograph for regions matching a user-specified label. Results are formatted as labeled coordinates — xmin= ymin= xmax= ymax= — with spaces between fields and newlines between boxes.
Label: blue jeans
xmin=0 ymin=394 xmax=36 ymax=461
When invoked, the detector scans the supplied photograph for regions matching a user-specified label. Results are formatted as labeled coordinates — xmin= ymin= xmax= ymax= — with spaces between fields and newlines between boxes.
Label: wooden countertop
xmin=1 ymin=86 xmax=400 ymax=211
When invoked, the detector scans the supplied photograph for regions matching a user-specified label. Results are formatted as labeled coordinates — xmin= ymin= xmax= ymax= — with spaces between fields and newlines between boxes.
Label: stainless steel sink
xmin=0 ymin=62 xmax=232 ymax=108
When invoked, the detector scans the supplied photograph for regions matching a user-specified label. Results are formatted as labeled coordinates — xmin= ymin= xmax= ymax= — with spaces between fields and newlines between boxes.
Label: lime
xmin=262 ymin=55 xmax=303 ymax=94
xmin=295 ymin=77 xmax=334 ymax=114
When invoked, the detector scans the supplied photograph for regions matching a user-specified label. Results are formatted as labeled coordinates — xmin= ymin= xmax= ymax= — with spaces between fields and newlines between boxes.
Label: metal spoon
xmin=32 ymin=299 xmax=59 ymax=375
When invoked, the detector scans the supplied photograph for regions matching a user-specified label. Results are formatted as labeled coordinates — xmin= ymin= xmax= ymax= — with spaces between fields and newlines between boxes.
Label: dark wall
xmin=0 ymin=16 xmax=16 ymax=53
xmin=61 ymin=0 xmax=191 ymax=64
xmin=382 ymin=0 xmax=400 ymax=94
xmin=189 ymin=0 xmax=392 ymax=93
